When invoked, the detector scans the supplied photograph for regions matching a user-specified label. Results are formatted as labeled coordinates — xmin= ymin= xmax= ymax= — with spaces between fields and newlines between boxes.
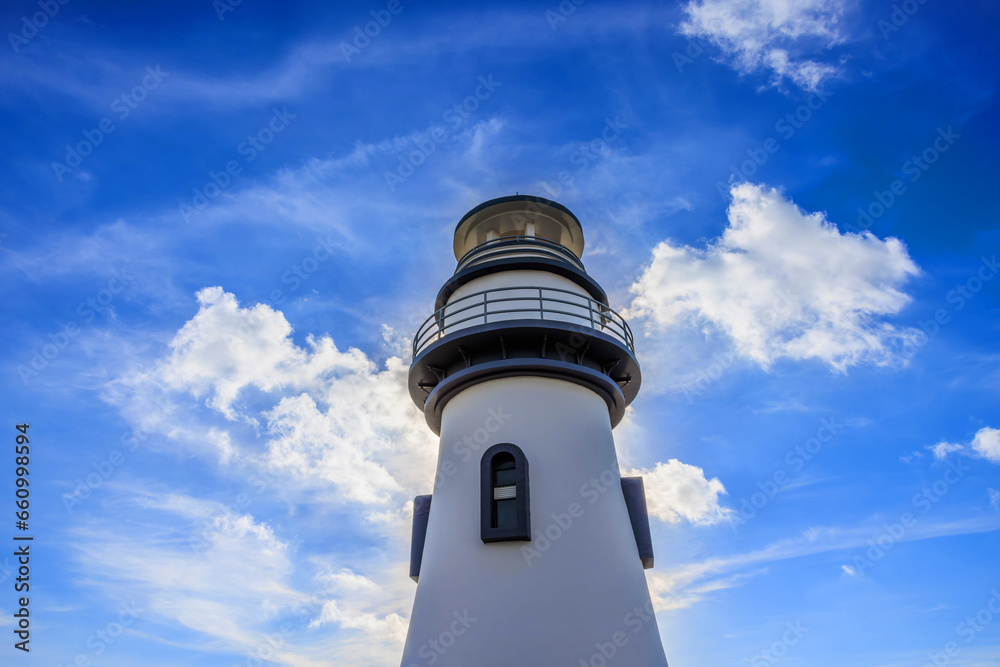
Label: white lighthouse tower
xmin=401 ymin=195 xmax=668 ymax=666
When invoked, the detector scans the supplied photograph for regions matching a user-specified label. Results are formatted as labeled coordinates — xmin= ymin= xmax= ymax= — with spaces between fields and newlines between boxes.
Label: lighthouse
xmin=401 ymin=195 xmax=668 ymax=666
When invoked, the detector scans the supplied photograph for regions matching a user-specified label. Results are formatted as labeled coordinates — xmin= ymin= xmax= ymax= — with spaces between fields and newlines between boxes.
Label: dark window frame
xmin=481 ymin=443 xmax=530 ymax=543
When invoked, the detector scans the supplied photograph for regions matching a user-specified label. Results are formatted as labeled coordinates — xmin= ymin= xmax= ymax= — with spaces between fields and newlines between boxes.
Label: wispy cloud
xmin=648 ymin=514 xmax=1000 ymax=610
xmin=678 ymin=0 xmax=853 ymax=90
xmin=0 ymin=6 xmax=674 ymax=114
xmin=71 ymin=485 xmax=410 ymax=667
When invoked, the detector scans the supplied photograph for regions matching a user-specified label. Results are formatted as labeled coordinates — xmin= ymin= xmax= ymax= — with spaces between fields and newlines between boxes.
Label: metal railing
xmin=455 ymin=235 xmax=584 ymax=272
xmin=412 ymin=285 xmax=634 ymax=358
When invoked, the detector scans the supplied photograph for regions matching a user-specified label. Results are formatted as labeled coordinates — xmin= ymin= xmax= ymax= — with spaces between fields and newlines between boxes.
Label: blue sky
xmin=1 ymin=0 xmax=998 ymax=665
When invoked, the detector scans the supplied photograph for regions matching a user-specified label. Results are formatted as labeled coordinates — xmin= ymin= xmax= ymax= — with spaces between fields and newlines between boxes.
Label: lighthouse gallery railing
xmin=412 ymin=285 xmax=635 ymax=358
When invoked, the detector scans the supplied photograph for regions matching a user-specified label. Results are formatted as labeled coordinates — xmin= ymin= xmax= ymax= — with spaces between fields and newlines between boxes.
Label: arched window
xmin=481 ymin=444 xmax=530 ymax=543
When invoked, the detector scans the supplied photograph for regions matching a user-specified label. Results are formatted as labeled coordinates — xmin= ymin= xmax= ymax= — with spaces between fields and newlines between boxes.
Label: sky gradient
xmin=1 ymin=0 xmax=998 ymax=665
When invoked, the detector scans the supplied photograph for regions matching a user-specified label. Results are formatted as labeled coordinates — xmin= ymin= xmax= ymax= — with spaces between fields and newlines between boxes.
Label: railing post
xmin=588 ymin=297 xmax=595 ymax=328
xmin=483 ymin=291 xmax=488 ymax=324
xmin=539 ymin=287 xmax=544 ymax=320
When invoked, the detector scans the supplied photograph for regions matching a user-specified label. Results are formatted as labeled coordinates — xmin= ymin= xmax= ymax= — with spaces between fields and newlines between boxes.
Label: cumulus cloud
xmin=624 ymin=459 xmax=732 ymax=525
xmin=926 ymin=427 xmax=1000 ymax=464
xmin=626 ymin=183 xmax=921 ymax=373
xmin=160 ymin=286 xmax=373 ymax=419
xmin=972 ymin=427 xmax=1000 ymax=462
xmin=678 ymin=0 xmax=852 ymax=90
xmin=120 ymin=286 xmax=438 ymax=506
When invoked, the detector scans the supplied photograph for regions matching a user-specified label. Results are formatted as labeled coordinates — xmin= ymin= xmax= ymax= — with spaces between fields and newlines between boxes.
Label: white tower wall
xmin=447 ymin=269 xmax=590 ymax=303
xmin=400 ymin=377 xmax=667 ymax=666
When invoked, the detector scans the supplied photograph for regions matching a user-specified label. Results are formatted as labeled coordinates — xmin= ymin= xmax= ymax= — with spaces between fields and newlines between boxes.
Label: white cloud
xmin=309 ymin=599 xmax=408 ymax=643
xmin=75 ymin=493 xmax=297 ymax=647
xmin=73 ymin=488 xmax=409 ymax=667
xmin=762 ymin=47 xmax=839 ymax=91
xmin=0 ymin=7 xmax=679 ymax=115
xmin=648 ymin=515 xmax=1000 ymax=612
xmin=626 ymin=183 xmax=921 ymax=374
xmin=160 ymin=287 xmax=372 ymax=419
xmin=841 ymin=564 xmax=858 ymax=577
xmin=929 ymin=441 xmax=965 ymax=460
xmin=624 ymin=459 xmax=732 ymax=525
xmin=678 ymin=0 xmax=852 ymax=90
xmin=206 ymin=427 xmax=235 ymax=464
xmin=116 ymin=286 xmax=438 ymax=506
xmin=306 ymin=569 xmax=409 ymax=643
xmin=972 ymin=427 xmax=1000 ymax=463
xmin=264 ymin=391 xmax=404 ymax=505
xmin=646 ymin=567 xmax=764 ymax=611
xmin=989 ymin=488 xmax=1000 ymax=511
xmin=924 ymin=427 xmax=1000 ymax=464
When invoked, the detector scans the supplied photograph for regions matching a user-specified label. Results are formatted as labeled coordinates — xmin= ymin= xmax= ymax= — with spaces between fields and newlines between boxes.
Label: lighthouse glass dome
xmin=452 ymin=195 xmax=586 ymax=262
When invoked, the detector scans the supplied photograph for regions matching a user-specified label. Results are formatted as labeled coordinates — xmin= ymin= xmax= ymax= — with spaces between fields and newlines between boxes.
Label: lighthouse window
xmin=481 ymin=444 xmax=530 ymax=543
xmin=494 ymin=456 xmax=516 ymax=486
xmin=493 ymin=454 xmax=517 ymax=528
